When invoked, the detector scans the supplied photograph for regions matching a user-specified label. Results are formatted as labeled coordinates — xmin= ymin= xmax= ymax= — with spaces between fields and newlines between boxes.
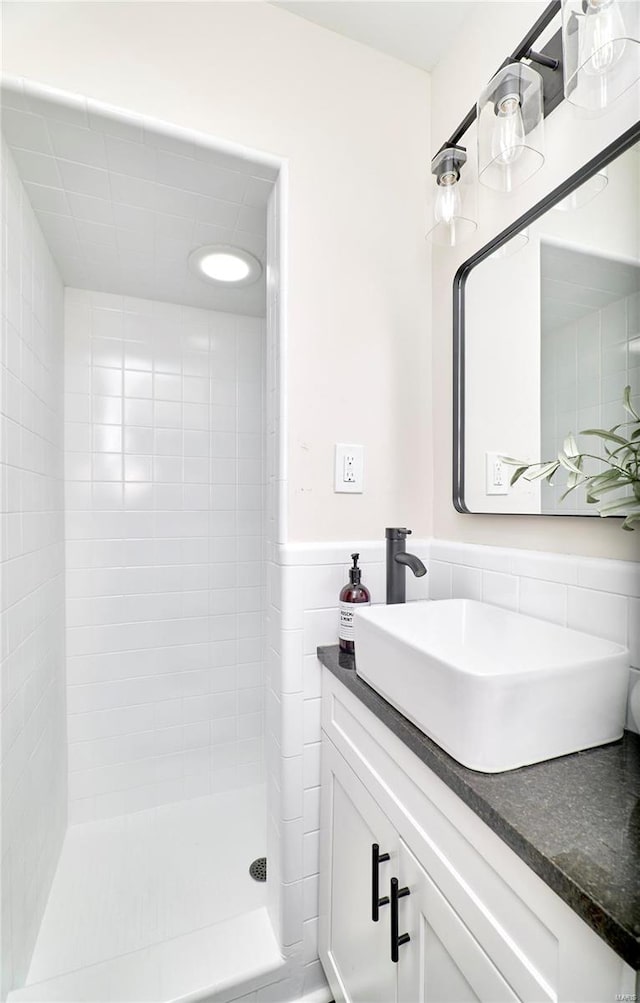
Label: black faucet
xmin=386 ymin=527 xmax=427 ymax=604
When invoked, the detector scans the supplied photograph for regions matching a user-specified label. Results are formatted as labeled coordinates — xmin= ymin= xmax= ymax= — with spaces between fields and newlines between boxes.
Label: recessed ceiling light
xmin=188 ymin=245 xmax=262 ymax=286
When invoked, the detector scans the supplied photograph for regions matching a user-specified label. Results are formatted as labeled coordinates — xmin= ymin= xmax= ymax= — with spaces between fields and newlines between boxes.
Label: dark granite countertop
xmin=318 ymin=644 xmax=640 ymax=970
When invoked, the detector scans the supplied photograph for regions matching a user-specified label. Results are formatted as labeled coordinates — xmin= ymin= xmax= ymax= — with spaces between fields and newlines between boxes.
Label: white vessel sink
xmin=354 ymin=599 xmax=630 ymax=773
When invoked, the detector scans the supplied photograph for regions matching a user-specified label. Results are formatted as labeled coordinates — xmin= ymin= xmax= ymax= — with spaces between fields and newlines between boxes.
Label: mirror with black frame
xmin=453 ymin=123 xmax=640 ymax=518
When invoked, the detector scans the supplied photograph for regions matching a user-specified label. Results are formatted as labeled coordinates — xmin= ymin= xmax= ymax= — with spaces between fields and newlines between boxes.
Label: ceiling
xmin=1 ymin=81 xmax=274 ymax=316
xmin=541 ymin=243 xmax=640 ymax=333
xmin=273 ymin=1 xmax=475 ymax=71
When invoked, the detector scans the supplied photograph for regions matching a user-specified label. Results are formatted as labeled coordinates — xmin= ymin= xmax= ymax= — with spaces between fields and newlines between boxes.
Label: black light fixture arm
xmin=437 ymin=0 xmax=562 ymax=155
xmin=526 ymin=49 xmax=560 ymax=71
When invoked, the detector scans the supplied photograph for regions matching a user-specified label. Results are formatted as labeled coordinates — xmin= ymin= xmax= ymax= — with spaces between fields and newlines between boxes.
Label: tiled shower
xmin=1 ymin=133 xmax=67 ymax=1000
xmin=0 ymin=79 xmax=285 ymax=1002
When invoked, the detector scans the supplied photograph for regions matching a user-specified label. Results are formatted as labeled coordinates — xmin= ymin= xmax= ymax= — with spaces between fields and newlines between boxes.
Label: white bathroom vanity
xmin=318 ymin=660 xmax=638 ymax=1003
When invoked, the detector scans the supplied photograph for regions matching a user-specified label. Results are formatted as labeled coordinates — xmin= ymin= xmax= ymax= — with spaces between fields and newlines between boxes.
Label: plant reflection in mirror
xmin=502 ymin=386 xmax=640 ymax=530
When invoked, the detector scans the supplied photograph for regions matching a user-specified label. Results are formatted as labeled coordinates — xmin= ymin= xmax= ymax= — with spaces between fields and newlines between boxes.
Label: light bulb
xmin=491 ymin=95 xmax=525 ymax=166
xmin=434 ymin=174 xmax=461 ymax=225
xmin=580 ymin=0 xmax=627 ymax=76
xmin=200 ymin=252 xmax=250 ymax=282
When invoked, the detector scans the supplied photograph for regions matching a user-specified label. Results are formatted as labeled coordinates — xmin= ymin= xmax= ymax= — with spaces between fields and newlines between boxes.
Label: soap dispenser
xmin=339 ymin=553 xmax=371 ymax=653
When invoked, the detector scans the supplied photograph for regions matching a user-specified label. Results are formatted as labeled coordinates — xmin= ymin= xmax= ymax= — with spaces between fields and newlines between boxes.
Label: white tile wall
xmin=429 ymin=539 xmax=640 ymax=732
xmin=0 ymin=138 xmax=67 ymax=996
xmin=541 ymin=284 xmax=639 ymax=515
xmin=269 ymin=539 xmax=429 ymax=999
xmin=64 ymin=288 xmax=266 ymax=821
xmin=264 ymin=176 xmax=287 ymax=962
xmin=270 ymin=536 xmax=639 ymax=996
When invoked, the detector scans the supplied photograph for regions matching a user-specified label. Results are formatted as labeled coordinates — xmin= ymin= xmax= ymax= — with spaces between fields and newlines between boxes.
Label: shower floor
xmin=10 ymin=785 xmax=283 ymax=1003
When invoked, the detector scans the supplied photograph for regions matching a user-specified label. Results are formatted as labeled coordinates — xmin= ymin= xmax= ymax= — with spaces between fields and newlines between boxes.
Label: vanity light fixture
xmin=427 ymin=2 xmax=563 ymax=245
xmin=426 ymin=145 xmax=478 ymax=247
xmin=429 ymin=0 xmax=636 ymax=246
xmin=477 ymin=62 xmax=546 ymax=192
xmin=188 ymin=245 xmax=262 ymax=286
xmin=562 ymin=0 xmax=640 ymax=111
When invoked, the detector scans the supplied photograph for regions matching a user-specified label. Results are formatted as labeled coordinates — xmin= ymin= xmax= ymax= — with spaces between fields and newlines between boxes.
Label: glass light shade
xmin=554 ymin=167 xmax=608 ymax=211
xmin=426 ymin=146 xmax=478 ymax=247
xmin=562 ymin=0 xmax=640 ymax=111
xmin=477 ymin=62 xmax=545 ymax=193
xmin=428 ymin=214 xmax=478 ymax=247
xmin=488 ymin=228 xmax=530 ymax=260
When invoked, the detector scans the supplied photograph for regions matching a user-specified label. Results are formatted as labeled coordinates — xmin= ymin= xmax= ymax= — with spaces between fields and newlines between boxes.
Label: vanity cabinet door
xmin=318 ymin=739 xmax=398 ymax=1003
xmin=397 ymin=840 xmax=519 ymax=1003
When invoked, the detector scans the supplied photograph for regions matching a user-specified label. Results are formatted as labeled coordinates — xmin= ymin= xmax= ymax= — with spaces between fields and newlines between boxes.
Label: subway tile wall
xmin=541 ymin=287 xmax=639 ymax=514
xmin=428 ymin=539 xmax=640 ymax=730
xmin=63 ymin=288 xmax=266 ymax=822
xmin=270 ymin=542 xmax=430 ymax=1000
xmin=0 ymin=138 xmax=67 ymax=996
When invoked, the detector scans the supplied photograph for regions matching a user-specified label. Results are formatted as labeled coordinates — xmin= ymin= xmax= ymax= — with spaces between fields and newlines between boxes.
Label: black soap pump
xmin=339 ymin=553 xmax=371 ymax=653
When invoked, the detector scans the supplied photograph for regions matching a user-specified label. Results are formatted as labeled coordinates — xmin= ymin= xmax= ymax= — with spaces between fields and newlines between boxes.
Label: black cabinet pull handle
xmin=390 ymin=876 xmax=410 ymax=962
xmin=371 ymin=843 xmax=390 ymax=921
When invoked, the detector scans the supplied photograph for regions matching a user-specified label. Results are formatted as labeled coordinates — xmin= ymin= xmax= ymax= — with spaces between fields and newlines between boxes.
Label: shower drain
xmin=249 ymin=856 xmax=267 ymax=882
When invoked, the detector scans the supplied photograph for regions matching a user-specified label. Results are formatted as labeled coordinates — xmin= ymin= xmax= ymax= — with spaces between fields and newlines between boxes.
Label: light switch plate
xmin=335 ymin=443 xmax=364 ymax=493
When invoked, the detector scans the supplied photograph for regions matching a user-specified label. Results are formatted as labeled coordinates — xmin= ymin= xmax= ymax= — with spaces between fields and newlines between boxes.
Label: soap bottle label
xmin=339 ymin=600 xmax=370 ymax=642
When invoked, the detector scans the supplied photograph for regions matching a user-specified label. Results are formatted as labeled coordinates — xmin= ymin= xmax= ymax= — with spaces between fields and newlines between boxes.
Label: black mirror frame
xmin=452 ymin=120 xmax=640 ymax=516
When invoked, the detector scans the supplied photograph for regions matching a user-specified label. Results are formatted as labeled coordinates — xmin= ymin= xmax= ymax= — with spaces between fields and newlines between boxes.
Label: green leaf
xmin=580 ymin=429 xmax=629 ymax=446
xmin=522 ymin=460 xmax=559 ymax=482
xmin=560 ymin=483 xmax=581 ymax=501
xmin=587 ymin=481 xmax=630 ymax=499
xmin=590 ymin=466 xmax=626 ymax=480
xmin=509 ymin=466 xmax=529 ymax=486
xmin=597 ymin=497 xmax=640 ymax=516
xmin=557 ymin=451 xmax=584 ymax=476
xmin=510 ymin=384 xmax=640 ymax=530
xmin=623 ymin=385 xmax=640 ymax=422
xmin=588 ymin=469 xmax=627 ymax=490
xmin=563 ymin=433 xmax=579 ymax=456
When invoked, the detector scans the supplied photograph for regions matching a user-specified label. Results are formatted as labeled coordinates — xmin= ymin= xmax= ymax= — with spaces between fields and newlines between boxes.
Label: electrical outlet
xmin=485 ymin=451 xmax=509 ymax=495
xmin=343 ymin=454 xmax=356 ymax=482
xmin=335 ymin=444 xmax=364 ymax=493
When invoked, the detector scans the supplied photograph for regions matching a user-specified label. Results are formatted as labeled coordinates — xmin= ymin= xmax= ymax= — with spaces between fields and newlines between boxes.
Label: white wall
xmin=431 ymin=1 xmax=640 ymax=560
xmin=0 ymin=138 xmax=67 ymax=997
xmin=464 ymin=234 xmax=541 ymax=513
xmin=1 ymin=0 xmax=432 ymax=545
xmin=64 ymin=289 xmax=265 ymax=822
